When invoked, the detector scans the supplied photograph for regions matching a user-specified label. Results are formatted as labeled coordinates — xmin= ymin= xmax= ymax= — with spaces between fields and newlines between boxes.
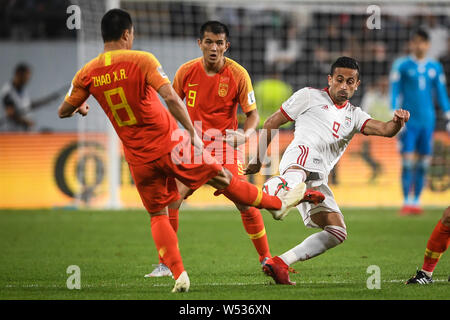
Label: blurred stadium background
xmin=0 ymin=0 xmax=449 ymax=210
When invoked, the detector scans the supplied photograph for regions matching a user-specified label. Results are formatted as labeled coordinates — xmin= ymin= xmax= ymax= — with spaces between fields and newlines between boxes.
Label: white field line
xmin=3 ymin=279 xmax=448 ymax=289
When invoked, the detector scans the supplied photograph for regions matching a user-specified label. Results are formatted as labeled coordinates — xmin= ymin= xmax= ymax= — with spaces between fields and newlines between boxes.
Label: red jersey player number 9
xmin=187 ymin=90 xmax=197 ymax=107
xmin=103 ymin=86 xmax=137 ymax=126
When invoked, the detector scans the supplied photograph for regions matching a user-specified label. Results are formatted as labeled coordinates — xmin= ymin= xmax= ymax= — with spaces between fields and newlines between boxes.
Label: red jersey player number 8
xmin=104 ymin=86 xmax=137 ymax=126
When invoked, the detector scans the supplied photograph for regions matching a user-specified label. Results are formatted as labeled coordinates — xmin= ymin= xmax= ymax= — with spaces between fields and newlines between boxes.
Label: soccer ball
xmin=262 ymin=176 xmax=290 ymax=196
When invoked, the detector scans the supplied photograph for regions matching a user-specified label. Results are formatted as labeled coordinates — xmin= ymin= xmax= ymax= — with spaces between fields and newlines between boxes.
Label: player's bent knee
xmin=168 ymin=198 xmax=183 ymax=210
xmin=324 ymin=225 xmax=347 ymax=245
xmin=235 ymin=203 xmax=250 ymax=212
xmin=149 ymin=208 xmax=168 ymax=218
xmin=208 ymin=167 xmax=231 ymax=189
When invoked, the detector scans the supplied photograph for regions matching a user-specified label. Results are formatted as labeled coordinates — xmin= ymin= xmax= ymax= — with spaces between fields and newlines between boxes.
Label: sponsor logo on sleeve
xmin=248 ymin=90 xmax=256 ymax=105
xmin=157 ymin=66 xmax=168 ymax=78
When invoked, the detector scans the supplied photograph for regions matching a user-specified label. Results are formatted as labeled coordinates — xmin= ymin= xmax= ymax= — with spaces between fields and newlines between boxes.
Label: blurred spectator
xmin=254 ymin=71 xmax=293 ymax=128
xmin=439 ymin=37 xmax=450 ymax=95
xmin=422 ymin=15 xmax=448 ymax=60
xmin=0 ymin=63 xmax=63 ymax=131
xmin=0 ymin=0 xmax=74 ymax=40
xmin=265 ymin=16 xmax=302 ymax=74
xmin=360 ymin=42 xmax=390 ymax=88
xmin=361 ymin=75 xmax=392 ymax=122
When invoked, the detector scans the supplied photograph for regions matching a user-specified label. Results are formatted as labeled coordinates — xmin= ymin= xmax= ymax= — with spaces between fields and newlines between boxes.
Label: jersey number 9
xmin=187 ymin=90 xmax=197 ymax=107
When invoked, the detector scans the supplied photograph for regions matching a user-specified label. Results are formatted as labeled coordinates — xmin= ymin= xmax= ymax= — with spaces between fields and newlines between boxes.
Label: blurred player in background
xmin=406 ymin=206 xmax=450 ymax=284
xmin=246 ymin=57 xmax=410 ymax=285
xmin=0 ymin=63 xmax=63 ymax=131
xmin=147 ymin=21 xmax=283 ymax=277
xmin=390 ymin=28 xmax=450 ymax=215
xmin=58 ymin=9 xmax=309 ymax=292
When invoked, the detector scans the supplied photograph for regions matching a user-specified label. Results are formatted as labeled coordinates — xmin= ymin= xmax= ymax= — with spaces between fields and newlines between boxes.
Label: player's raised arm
xmin=362 ymin=108 xmax=410 ymax=137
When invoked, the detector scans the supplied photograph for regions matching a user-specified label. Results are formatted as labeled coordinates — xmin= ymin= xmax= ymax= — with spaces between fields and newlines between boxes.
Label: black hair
xmin=101 ymin=9 xmax=133 ymax=42
xmin=15 ymin=63 xmax=30 ymax=74
xmin=411 ymin=28 xmax=430 ymax=41
xmin=330 ymin=56 xmax=360 ymax=79
xmin=199 ymin=21 xmax=229 ymax=40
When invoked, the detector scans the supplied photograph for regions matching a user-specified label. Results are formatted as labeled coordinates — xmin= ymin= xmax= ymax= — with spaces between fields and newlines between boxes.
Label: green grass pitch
xmin=0 ymin=207 xmax=448 ymax=300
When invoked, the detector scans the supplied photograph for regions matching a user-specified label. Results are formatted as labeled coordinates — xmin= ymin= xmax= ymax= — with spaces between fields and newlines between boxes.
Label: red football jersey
xmin=173 ymin=57 xmax=256 ymax=143
xmin=65 ymin=49 xmax=179 ymax=165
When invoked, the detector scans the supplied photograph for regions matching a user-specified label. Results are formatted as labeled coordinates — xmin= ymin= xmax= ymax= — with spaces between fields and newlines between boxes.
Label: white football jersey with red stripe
xmin=280 ymin=87 xmax=371 ymax=175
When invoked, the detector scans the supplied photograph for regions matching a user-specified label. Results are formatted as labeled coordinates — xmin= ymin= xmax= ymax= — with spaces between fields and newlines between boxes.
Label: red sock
xmin=240 ymin=207 xmax=271 ymax=262
xmin=158 ymin=208 xmax=180 ymax=264
xmin=422 ymin=220 xmax=450 ymax=273
xmin=168 ymin=208 xmax=179 ymax=233
xmin=151 ymin=215 xmax=184 ymax=279
xmin=221 ymin=176 xmax=282 ymax=210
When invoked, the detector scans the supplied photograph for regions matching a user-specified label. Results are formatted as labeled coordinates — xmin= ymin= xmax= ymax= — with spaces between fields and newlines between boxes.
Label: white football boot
xmin=269 ymin=182 xmax=306 ymax=220
xmin=144 ymin=263 xmax=172 ymax=278
xmin=171 ymin=271 xmax=190 ymax=293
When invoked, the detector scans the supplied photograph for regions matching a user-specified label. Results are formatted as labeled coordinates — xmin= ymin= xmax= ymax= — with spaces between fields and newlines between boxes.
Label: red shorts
xmin=129 ymin=143 xmax=222 ymax=213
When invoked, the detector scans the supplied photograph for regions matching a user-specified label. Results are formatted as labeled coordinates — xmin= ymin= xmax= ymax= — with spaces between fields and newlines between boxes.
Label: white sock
xmin=279 ymin=225 xmax=347 ymax=265
xmin=421 ymin=269 xmax=432 ymax=277
xmin=282 ymin=169 xmax=307 ymax=188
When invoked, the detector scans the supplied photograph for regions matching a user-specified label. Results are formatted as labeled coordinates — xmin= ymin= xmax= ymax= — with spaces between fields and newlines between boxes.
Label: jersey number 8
xmin=104 ymin=87 xmax=137 ymax=127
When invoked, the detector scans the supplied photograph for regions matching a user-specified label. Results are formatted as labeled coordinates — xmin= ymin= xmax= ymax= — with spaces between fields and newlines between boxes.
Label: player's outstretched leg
xmin=269 ymin=166 xmax=325 ymax=220
xmin=209 ymin=169 xmax=308 ymax=219
xmin=268 ymin=182 xmax=307 ymax=220
xmin=406 ymin=206 xmax=450 ymax=285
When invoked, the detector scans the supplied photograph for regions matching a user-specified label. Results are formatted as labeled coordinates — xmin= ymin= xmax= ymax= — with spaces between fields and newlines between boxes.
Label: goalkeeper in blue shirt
xmin=390 ymin=28 xmax=450 ymax=215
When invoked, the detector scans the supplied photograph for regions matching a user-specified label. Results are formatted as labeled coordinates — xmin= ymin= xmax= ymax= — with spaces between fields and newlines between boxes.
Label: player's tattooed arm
xmin=362 ymin=108 xmax=410 ymax=137
xmin=245 ymin=109 xmax=289 ymax=175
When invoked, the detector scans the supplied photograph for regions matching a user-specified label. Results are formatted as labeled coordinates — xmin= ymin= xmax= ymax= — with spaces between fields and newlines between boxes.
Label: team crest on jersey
xmin=218 ymin=76 xmax=230 ymax=97
xmin=345 ymin=116 xmax=352 ymax=128
xmin=321 ymin=105 xmax=329 ymax=110
xmin=218 ymin=83 xmax=228 ymax=97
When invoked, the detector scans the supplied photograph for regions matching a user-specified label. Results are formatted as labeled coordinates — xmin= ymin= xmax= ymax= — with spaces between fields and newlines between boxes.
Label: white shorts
xmin=296 ymin=181 xmax=342 ymax=229
xmin=279 ymin=145 xmax=327 ymax=184
xmin=279 ymin=144 xmax=342 ymax=228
